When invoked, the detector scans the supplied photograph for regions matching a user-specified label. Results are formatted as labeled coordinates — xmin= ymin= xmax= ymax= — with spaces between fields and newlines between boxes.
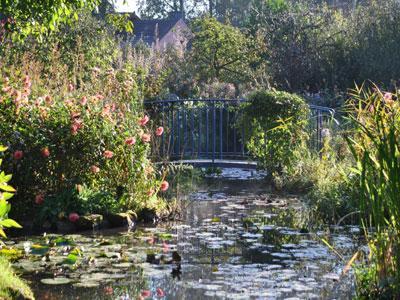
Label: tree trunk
xmin=209 ymin=0 xmax=214 ymax=17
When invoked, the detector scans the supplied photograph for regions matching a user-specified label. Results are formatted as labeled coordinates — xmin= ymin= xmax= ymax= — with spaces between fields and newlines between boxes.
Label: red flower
xmin=141 ymin=133 xmax=151 ymax=143
xmin=141 ymin=290 xmax=151 ymax=298
xmin=13 ymin=150 xmax=23 ymax=160
xmin=103 ymin=150 xmax=114 ymax=159
xmin=90 ymin=165 xmax=100 ymax=174
xmin=125 ymin=137 xmax=136 ymax=146
xmin=139 ymin=115 xmax=150 ymax=126
xmin=160 ymin=181 xmax=169 ymax=192
xmin=155 ymin=126 xmax=164 ymax=136
xmin=35 ymin=193 xmax=45 ymax=205
xmin=156 ymin=288 xmax=165 ymax=297
xmin=68 ymin=212 xmax=80 ymax=223
xmin=41 ymin=147 xmax=50 ymax=158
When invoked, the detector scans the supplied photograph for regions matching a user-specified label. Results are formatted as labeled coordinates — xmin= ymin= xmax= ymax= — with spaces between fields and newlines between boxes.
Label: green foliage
xmin=0 ymin=256 xmax=34 ymax=300
xmin=0 ymin=13 xmax=165 ymax=222
xmin=346 ymin=86 xmax=400 ymax=297
xmin=190 ymin=17 xmax=256 ymax=87
xmin=0 ymin=146 xmax=22 ymax=238
xmin=241 ymin=89 xmax=309 ymax=173
xmin=0 ymin=0 xmax=99 ymax=41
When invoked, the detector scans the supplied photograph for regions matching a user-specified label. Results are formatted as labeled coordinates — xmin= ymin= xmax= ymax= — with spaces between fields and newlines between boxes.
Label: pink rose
xmin=156 ymin=288 xmax=165 ymax=297
xmin=68 ymin=212 xmax=80 ymax=223
xmin=139 ymin=115 xmax=150 ymax=126
xmin=141 ymin=290 xmax=151 ymax=298
xmin=160 ymin=181 xmax=169 ymax=192
xmin=103 ymin=150 xmax=113 ymax=159
xmin=155 ymin=126 xmax=164 ymax=136
xmin=35 ymin=193 xmax=45 ymax=205
xmin=13 ymin=150 xmax=23 ymax=160
xmin=125 ymin=137 xmax=136 ymax=146
xmin=141 ymin=133 xmax=151 ymax=143
xmin=80 ymin=96 xmax=88 ymax=106
xmin=41 ymin=147 xmax=50 ymax=158
xmin=90 ymin=165 xmax=100 ymax=174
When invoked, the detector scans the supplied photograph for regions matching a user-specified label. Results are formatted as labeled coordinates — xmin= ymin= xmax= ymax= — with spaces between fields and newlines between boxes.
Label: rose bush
xmin=0 ymin=56 xmax=165 ymax=225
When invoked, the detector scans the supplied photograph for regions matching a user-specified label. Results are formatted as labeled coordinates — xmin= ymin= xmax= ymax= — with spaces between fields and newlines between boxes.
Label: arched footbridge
xmin=145 ymin=98 xmax=336 ymax=169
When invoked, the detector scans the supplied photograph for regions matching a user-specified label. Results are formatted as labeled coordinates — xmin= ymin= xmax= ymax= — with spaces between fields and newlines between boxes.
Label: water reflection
xmin=11 ymin=168 xmax=360 ymax=299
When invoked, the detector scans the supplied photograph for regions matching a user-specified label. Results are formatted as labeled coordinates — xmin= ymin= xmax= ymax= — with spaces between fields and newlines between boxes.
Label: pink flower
xmin=13 ymin=150 xmax=23 ymax=160
xmin=70 ymin=119 xmax=83 ymax=135
xmin=155 ymin=126 xmax=164 ymax=136
xmin=41 ymin=147 xmax=50 ymax=158
xmin=103 ymin=286 xmax=113 ymax=295
xmin=141 ymin=133 xmax=151 ymax=143
xmin=139 ymin=115 xmax=150 ymax=126
xmin=156 ymin=287 xmax=165 ymax=297
xmin=162 ymin=241 xmax=169 ymax=253
xmin=103 ymin=150 xmax=114 ymax=159
xmin=68 ymin=212 xmax=80 ymax=223
xmin=68 ymin=83 xmax=74 ymax=92
xmin=384 ymin=92 xmax=392 ymax=101
xmin=90 ymin=165 xmax=100 ymax=174
xmin=125 ymin=137 xmax=136 ymax=146
xmin=80 ymin=96 xmax=88 ymax=106
xmin=160 ymin=181 xmax=169 ymax=192
xmin=35 ymin=193 xmax=45 ymax=205
xmin=147 ymin=189 xmax=155 ymax=197
xmin=141 ymin=290 xmax=151 ymax=298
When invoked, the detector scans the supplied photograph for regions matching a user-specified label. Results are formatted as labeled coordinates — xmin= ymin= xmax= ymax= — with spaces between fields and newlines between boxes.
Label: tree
xmin=138 ymin=0 xmax=207 ymax=19
xmin=189 ymin=17 xmax=256 ymax=88
xmin=0 ymin=0 xmax=100 ymax=41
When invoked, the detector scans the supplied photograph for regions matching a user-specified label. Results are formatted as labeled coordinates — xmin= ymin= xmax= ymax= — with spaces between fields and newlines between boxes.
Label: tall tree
xmin=138 ymin=0 xmax=207 ymax=18
xmin=189 ymin=17 xmax=256 ymax=86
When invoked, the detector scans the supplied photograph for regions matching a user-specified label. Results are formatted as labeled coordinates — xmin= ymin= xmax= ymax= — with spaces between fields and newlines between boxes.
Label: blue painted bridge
xmin=145 ymin=98 xmax=335 ymax=168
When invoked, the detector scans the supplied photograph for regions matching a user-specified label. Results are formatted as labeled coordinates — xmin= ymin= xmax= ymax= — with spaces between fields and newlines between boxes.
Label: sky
xmin=113 ymin=0 xmax=138 ymax=12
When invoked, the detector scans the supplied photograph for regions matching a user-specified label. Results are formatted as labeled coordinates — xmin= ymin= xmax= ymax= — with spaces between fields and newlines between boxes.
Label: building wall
xmin=156 ymin=19 xmax=191 ymax=52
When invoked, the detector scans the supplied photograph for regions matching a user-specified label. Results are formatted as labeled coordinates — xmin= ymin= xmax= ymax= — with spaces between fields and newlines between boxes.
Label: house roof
xmin=132 ymin=15 xmax=182 ymax=45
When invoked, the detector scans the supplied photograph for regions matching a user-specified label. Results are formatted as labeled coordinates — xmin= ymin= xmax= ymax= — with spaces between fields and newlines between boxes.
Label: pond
xmin=7 ymin=168 xmax=361 ymax=299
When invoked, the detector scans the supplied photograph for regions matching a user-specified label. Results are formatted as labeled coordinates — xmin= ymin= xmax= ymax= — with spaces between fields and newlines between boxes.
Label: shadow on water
xmin=9 ymin=168 xmax=361 ymax=299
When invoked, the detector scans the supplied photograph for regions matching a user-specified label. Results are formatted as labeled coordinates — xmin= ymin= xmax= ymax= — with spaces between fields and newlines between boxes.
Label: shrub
xmin=241 ymin=89 xmax=310 ymax=174
xmin=0 ymin=21 xmax=165 ymax=221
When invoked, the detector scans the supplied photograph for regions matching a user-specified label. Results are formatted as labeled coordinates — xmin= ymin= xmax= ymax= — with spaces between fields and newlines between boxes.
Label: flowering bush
xmin=0 ymin=54 xmax=164 ymax=223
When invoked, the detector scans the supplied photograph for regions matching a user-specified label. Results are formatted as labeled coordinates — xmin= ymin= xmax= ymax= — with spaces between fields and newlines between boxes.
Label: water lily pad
xmin=73 ymin=281 xmax=100 ymax=288
xmin=41 ymin=277 xmax=72 ymax=285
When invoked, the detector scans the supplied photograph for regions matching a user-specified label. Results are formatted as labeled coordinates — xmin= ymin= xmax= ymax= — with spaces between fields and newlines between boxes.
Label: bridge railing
xmin=145 ymin=99 xmax=336 ymax=161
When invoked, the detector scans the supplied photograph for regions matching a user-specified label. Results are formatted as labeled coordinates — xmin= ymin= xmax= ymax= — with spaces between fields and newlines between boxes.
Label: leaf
xmin=0 ymin=184 xmax=16 ymax=192
xmin=0 ymin=227 xmax=6 ymax=238
xmin=0 ymin=218 xmax=22 ymax=228
xmin=2 ymin=193 xmax=13 ymax=201
xmin=0 ymin=146 xmax=7 ymax=152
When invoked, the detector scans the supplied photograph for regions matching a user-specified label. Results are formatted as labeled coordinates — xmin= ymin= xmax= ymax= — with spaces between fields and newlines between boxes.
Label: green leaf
xmin=0 ymin=218 xmax=22 ymax=228
xmin=0 ymin=184 xmax=16 ymax=192
xmin=0 ymin=146 xmax=7 ymax=152
xmin=0 ymin=227 xmax=6 ymax=238
xmin=2 ymin=193 xmax=13 ymax=201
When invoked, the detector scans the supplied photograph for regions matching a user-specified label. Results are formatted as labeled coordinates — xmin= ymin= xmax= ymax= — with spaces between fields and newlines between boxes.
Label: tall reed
xmin=346 ymin=85 xmax=400 ymax=297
